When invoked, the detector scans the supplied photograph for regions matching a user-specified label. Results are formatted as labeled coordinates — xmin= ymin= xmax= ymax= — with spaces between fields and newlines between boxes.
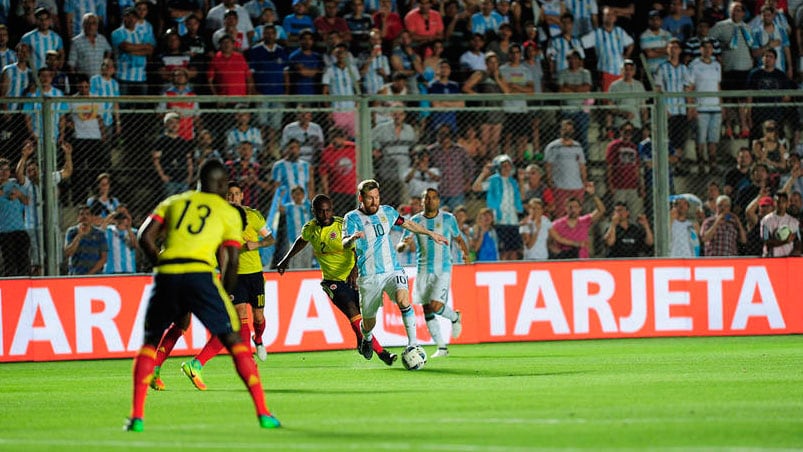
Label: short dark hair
xmin=358 ymin=179 xmax=380 ymax=196
xmin=312 ymin=194 xmax=332 ymax=210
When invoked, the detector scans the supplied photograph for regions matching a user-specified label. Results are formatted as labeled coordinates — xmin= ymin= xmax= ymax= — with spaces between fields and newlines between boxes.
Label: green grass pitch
xmin=1 ymin=336 xmax=803 ymax=451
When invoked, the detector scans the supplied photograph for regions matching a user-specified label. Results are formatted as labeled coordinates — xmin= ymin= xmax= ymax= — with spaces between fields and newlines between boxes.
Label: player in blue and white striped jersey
xmin=342 ymin=179 xmax=448 ymax=360
xmin=398 ymin=188 xmax=469 ymax=358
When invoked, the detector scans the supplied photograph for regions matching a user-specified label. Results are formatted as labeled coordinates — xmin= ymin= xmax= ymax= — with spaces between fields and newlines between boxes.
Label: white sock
xmin=360 ymin=320 xmax=373 ymax=341
xmin=401 ymin=305 xmax=417 ymax=346
xmin=436 ymin=304 xmax=458 ymax=322
xmin=425 ymin=315 xmax=445 ymax=348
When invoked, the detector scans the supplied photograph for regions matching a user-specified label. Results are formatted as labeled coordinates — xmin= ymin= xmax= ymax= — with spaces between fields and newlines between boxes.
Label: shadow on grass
xmin=421 ymin=368 xmax=586 ymax=377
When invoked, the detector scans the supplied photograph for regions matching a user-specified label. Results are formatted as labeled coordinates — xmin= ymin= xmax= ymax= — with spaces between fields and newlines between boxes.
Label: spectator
xmin=281 ymin=108 xmax=325 ymax=166
xmin=371 ymin=145 xmax=404 ymax=208
xmin=564 ymin=0 xmax=598 ymax=38
xmin=487 ymin=22 xmax=514 ymax=65
xmin=683 ymin=19 xmax=723 ymax=65
xmin=318 ymin=127 xmax=356 ymax=215
xmin=662 ymin=0 xmax=695 ymax=42
xmin=208 ymin=34 xmax=253 ymax=97
xmin=460 ymin=33 xmax=488 ymax=73
xmin=736 ymin=163 xmax=772 ymax=216
xmin=86 ymin=172 xmax=121 ymax=218
xmin=322 ymin=43 xmax=361 ymax=136
xmin=608 ymin=59 xmax=647 ymax=132
xmin=471 ymin=0 xmax=507 ymax=37
xmin=746 ymin=48 xmax=795 ymax=140
xmin=450 ymin=204 xmax=471 ymax=262
xmin=0 ymin=25 xmax=15 ymax=69
xmin=21 ymin=7 xmax=62 ymax=71
xmin=345 ymin=0 xmax=373 ymax=54
xmin=458 ymin=126 xmax=487 ymax=166
xmin=390 ymin=30 xmax=423 ymax=94
xmin=752 ymin=4 xmax=793 ymax=79
xmin=520 ymin=197 xmax=551 ymax=261
xmin=470 ymin=207 xmax=499 ymax=262
xmin=287 ymin=29 xmax=323 ymax=95
xmin=549 ymin=183 xmax=605 ymax=259
xmin=688 ymin=38 xmax=723 ymax=174
xmin=700 ymin=194 xmax=748 ymax=256
xmin=45 ymin=49 xmax=71 ymax=95
xmin=212 ymin=10 xmax=250 ymax=51
xmin=250 ymin=7 xmax=287 ymax=46
xmin=544 ymin=118 xmax=587 ymax=218
xmin=22 ymin=67 xmax=67 ymax=142
xmin=315 ymin=0 xmax=350 ymax=44
xmin=547 ymin=12 xmax=584 ymax=76
xmin=359 ymin=28 xmax=390 ymax=95
xmin=654 ymin=38 xmax=693 ymax=171
xmin=104 ymin=208 xmax=138 ymax=273
xmin=161 ymin=68 xmax=200 ymax=142
xmin=405 ymin=147 xmax=441 ymax=200
xmin=499 ymin=42 xmax=534 ymax=165
xmin=429 ymin=124 xmax=475 ymax=210
xmin=760 ymin=192 xmax=799 ymax=256
xmin=64 ymin=204 xmax=107 ymax=275
xmin=640 ymin=10 xmax=672 ymax=75
xmin=471 ymin=154 xmax=523 ymax=261
xmin=111 ymin=7 xmax=155 ymax=96
xmin=606 ymin=122 xmax=644 ymax=216
xmin=743 ymin=192 xmax=774 ymax=256
xmin=321 ymin=30 xmax=355 ymax=69
xmin=441 ymin=1 xmax=471 ymax=64
xmin=272 ymin=138 xmax=314 ymax=203
xmin=67 ymin=75 xmax=106 ymax=203
xmin=68 ymin=13 xmax=112 ymax=79
xmin=709 ymin=1 xmax=758 ymax=139
xmin=603 ymin=201 xmax=653 ymax=258
xmin=702 ymin=180 xmax=723 ymax=218
xmin=371 ymin=106 xmax=417 ymax=192
xmin=780 ymin=152 xmax=803 ymax=196
xmin=16 ymin=140 xmax=73 ymax=275
xmin=752 ymin=119 xmax=788 ymax=175
xmin=372 ymin=0 xmax=403 ymax=48
xmin=556 ymin=50 xmax=591 ymax=154
xmin=521 ymin=40 xmax=545 ymax=154
xmin=463 ymin=51 xmax=508 ymax=157
xmin=518 ymin=163 xmax=554 ymax=216
xmin=181 ymin=14 xmax=213 ymax=94
xmin=132 ymin=0 xmax=155 ymax=40
xmin=283 ymin=1 xmax=315 ymax=48
xmin=1 ymin=42 xmax=32 ymax=112
xmin=152 ymin=112 xmax=194 ymax=197
xmin=248 ymin=23 xmax=289 ymax=147
xmin=244 ymin=0 xmax=276 ymax=24
xmin=669 ymin=196 xmax=701 ymax=257
xmin=789 ymin=191 xmax=803 ymax=222
xmin=193 ymin=129 xmax=224 ymax=168
xmin=89 ymin=59 xmax=121 ymax=137
xmin=580 ymin=7 xmax=634 ymax=93
xmin=539 ymin=0 xmax=568 ymax=41
xmin=226 ymin=140 xmax=268 ymax=207
xmin=226 ymin=107 xmax=263 ymax=159
xmin=280 ymin=185 xmax=313 ymax=268
xmin=723 ymin=147 xmax=754 ymax=197
xmin=206 ymin=0 xmax=254 ymax=39
xmin=404 ymin=0 xmax=443 ymax=47
xmin=0 ymin=157 xmax=30 ymax=276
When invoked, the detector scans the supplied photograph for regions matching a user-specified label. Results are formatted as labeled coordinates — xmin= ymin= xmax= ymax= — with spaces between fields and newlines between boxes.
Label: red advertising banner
xmin=1 ymin=258 xmax=800 ymax=362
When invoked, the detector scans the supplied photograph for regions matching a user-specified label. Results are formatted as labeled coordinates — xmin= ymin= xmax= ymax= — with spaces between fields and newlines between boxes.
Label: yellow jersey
xmin=301 ymin=216 xmax=354 ymax=281
xmin=239 ymin=205 xmax=270 ymax=274
xmin=150 ymin=191 xmax=244 ymax=274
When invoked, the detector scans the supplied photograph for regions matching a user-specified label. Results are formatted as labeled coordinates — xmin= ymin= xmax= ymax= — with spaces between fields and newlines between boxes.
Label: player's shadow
xmin=420 ymin=367 xmax=586 ymax=378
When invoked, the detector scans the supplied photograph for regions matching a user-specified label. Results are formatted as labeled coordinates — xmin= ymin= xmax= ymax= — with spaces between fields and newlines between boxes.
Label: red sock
xmin=349 ymin=316 xmax=363 ymax=342
xmin=230 ymin=342 xmax=270 ymax=417
xmin=253 ymin=320 xmax=265 ymax=345
xmin=155 ymin=324 xmax=184 ymax=367
xmin=196 ymin=335 xmax=224 ymax=366
xmin=131 ymin=345 xmax=157 ymax=419
xmin=371 ymin=337 xmax=386 ymax=354
xmin=239 ymin=320 xmax=252 ymax=349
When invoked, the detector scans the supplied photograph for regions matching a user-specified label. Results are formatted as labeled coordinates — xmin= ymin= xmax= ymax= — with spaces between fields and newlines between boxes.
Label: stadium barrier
xmin=1 ymin=257 xmax=798 ymax=362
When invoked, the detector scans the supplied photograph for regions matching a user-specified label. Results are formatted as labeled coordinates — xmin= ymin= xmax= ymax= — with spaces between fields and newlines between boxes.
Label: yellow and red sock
xmin=253 ymin=320 xmax=265 ymax=345
xmin=131 ymin=345 xmax=157 ymax=419
xmin=155 ymin=325 xmax=183 ymax=367
xmin=239 ymin=320 xmax=252 ymax=348
xmin=196 ymin=335 xmax=224 ymax=366
xmin=230 ymin=343 xmax=270 ymax=417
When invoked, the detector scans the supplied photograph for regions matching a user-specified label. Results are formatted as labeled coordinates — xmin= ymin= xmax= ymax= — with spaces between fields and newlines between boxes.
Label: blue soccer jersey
xmin=344 ymin=205 xmax=403 ymax=276
xmin=402 ymin=211 xmax=459 ymax=275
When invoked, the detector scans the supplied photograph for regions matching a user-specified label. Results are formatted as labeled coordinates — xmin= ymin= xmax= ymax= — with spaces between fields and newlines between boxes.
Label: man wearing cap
xmin=152 ymin=112 xmax=194 ymax=198
xmin=111 ymin=6 xmax=155 ymax=96
xmin=761 ymin=192 xmax=799 ymax=256
xmin=640 ymin=10 xmax=671 ymax=75
xmin=68 ymin=13 xmax=112 ymax=78
xmin=608 ymin=59 xmax=647 ymax=132
xmin=21 ymin=7 xmax=63 ymax=70
xmin=743 ymin=193 xmax=775 ymax=256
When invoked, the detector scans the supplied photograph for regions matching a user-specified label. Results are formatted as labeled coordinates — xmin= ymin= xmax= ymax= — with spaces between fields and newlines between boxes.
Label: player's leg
xmin=356 ymin=275 xmax=383 ymax=360
xmin=416 ymin=274 xmax=446 ymax=355
xmin=332 ymin=282 xmax=396 ymax=365
xmin=251 ymin=273 xmax=268 ymax=361
xmin=151 ymin=313 xmax=191 ymax=390
xmin=391 ymin=270 xmax=417 ymax=347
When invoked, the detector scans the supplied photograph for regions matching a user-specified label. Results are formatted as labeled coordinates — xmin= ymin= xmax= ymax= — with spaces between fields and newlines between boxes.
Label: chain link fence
xmin=1 ymin=90 xmax=800 ymax=276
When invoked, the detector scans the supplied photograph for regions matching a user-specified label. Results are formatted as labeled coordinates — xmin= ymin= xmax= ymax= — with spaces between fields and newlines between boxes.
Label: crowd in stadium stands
xmin=3 ymin=0 xmax=803 ymax=276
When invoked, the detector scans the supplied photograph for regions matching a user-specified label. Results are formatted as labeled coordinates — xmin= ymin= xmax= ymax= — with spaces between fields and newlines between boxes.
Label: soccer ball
xmin=776 ymin=225 xmax=792 ymax=242
xmin=401 ymin=346 xmax=427 ymax=371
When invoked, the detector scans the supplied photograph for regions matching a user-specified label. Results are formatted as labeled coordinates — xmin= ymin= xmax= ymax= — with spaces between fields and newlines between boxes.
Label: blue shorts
xmin=231 ymin=271 xmax=266 ymax=308
xmin=144 ymin=272 xmax=239 ymax=338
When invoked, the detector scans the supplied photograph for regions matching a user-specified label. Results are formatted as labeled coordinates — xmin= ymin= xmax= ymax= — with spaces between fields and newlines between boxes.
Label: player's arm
xmin=396 ymin=231 xmax=416 ymax=252
xmin=454 ymin=234 xmax=471 ymax=264
xmin=401 ymin=218 xmax=448 ymax=245
xmin=137 ymin=216 xmax=164 ymax=266
xmin=276 ymin=236 xmax=309 ymax=275
xmin=342 ymin=230 xmax=364 ymax=248
xmin=218 ymin=244 xmax=240 ymax=294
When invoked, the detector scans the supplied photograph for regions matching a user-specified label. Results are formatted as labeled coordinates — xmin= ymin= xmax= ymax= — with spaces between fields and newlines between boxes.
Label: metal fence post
xmin=357 ymin=96 xmax=373 ymax=181
xmin=41 ymin=99 xmax=60 ymax=275
xmin=653 ymin=96 xmax=670 ymax=257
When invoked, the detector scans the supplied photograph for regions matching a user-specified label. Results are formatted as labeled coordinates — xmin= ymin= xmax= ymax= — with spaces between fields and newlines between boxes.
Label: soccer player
xmin=179 ymin=181 xmax=276 ymax=391
xmin=276 ymin=193 xmax=398 ymax=366
xmin=342 ymin=179 xmax=448 ymax=359
xmin=397 ymin=188 xmax=468 ymax=358
xmin=125 ymin=160 xmax=279 ymax=432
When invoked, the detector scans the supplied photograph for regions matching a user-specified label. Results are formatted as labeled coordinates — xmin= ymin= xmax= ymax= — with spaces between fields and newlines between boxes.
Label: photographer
xmin=699 ymin=195 xmax=747 ymax=257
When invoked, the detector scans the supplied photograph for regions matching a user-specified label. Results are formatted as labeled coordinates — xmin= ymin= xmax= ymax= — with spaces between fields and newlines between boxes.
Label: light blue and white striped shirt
xmin=654 ymin=60 xmax=692 ymax=116
xmin=89 ymin=74 xmax=119 ymax=126
xmin=0 ymin=48 xmax=17 ymax=69
xmin=548 ymin=34 xmax=584 ymax=73
xmin=22 ymin=87 xmax=67 ymax=140
xmin=470 ymin=11 xmax=507 ymax=35
xmin=104 ymin=224 xmax=137 ymax=273
xmin=581 ymin=26 xmax=633 ymax=76
xmin=359 ymin=52 xmax=389 ymax=95
xmin=322 ymin=63 xmax=359 ymax=110
xmin=226 ymin=126 xmax=263 ymax=154
xmin=283 ymin=199 xmax=311 ymax=246
xmin=111 ymin=25 xmax=155 ymax=82
xmin=64 ymin=0 xmax=107 ymax=37
xmin=271 ymin=159 xmax=310 ymax=198
xmin=402 ymin=211 xmax=459 ymax=275
xmin=251 ymin=23 xmax=287 ymax=45
xmin=2 ymin=63 xmax=31 ymax=111
xmin=345 ymin=204 xmax=403 ymax=276
xmin=565 ymin=0 xmax=597 ymax=37
xmin=20 ymin=29 xmax=64 ymax=70
xmin=752 ymin=24 xmax=791 ymax=73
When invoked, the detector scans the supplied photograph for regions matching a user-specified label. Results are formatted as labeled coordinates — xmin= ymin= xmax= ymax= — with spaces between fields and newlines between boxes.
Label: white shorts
xmin=358 ymin=270 xmax=409 ymax=318
xmin=414 ymin=272 xmax=451 ymax=305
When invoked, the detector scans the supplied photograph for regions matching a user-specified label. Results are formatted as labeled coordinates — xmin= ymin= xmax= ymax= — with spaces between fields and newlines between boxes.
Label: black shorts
xmin=496 ymin=224 xmax=523 ymax=252
xmin=503 ymin=112 xmax=532 ymax=138
xmin=668 ymin=115 xmax=689 ymax=152
xmin=231 ymin=271 xmax=265 ymax=308
xmin=321 ymin=280 xmax=360 ymax=317
xmin=144 ymin=272 xmax=237 ymax=338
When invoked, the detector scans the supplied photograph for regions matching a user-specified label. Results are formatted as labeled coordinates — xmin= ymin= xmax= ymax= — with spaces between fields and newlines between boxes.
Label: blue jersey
xmin=344 ymin=205 xmax=403 ymax=276
xmin=402 ymin=211 xmax=459 ymax=275
xmin=247 ymin=43 xmax=289 ymax=95
xmin=283 ymin=199 xmax=311 ymax=246
xmin=0 ymin=180 xmax=26 ymax=232
xmin=272 ymin=159 xmax=310 ymax=200
xmin=20 ymin=29 xmax=63 ymax=70
xmin=2 ymin=63 xmax=31 ymax=110
xmin=111 ymin=25 xmax=155 ymax=82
